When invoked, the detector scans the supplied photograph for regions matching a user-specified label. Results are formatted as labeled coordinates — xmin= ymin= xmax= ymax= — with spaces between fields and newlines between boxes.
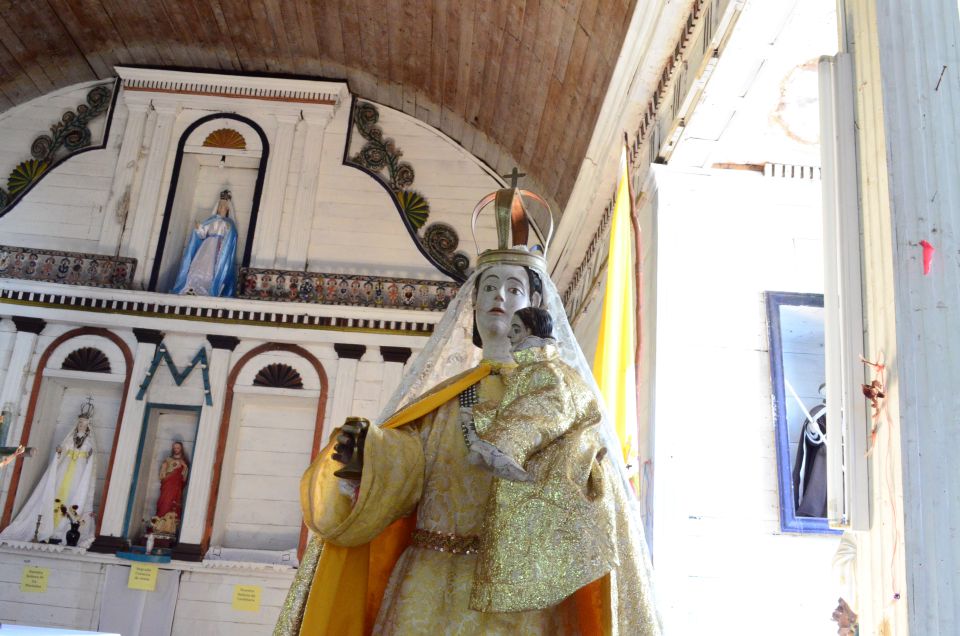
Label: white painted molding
xmin=379 ymin=361 xmax=404 ymax=414
xmin=0 ymin=331 xmax=39 ymax=516
xmin=232 ymin=385 xmax=321 ymax=400
xmin=0 ymin=543 xmax=298 ymax=578
xmin=283 ymin=117 xmax=331 ymax=271
xmin=99 ymin=103 xmax=149 ymax=253
xmin=252 ymin=115 xmax=299 ymax=268
xmin=178 ymin=346 xmax=231 ymax=545
xmin=115 ymin=66 xmax=347 ymax=107
xmin=327 ymin=358 xmax=358 ymax=446
xmin=233 ymin=351 xmax=322 ymax=391
xmin=0 ymin=330 xmax=39 ymax=444
xmin=41 ymin=369 xmax=125 ymax=384
xmin=819 ymin=53 xmax=868 ymax=531
xmin=97 ymin=340 xmax=156 ymax=537
xmin=121 ymin=106 xmax=178 ymax=278
xmin=0 ymin=279 xmax=444 ymax=326
xmin=182 ymin=117 xmax=264 ymax=155
xmin=44 ymin=333 xmax=128 ymax=376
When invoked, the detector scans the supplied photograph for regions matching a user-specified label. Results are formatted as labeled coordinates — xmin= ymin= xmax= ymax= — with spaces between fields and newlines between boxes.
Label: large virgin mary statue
xmin=0 ymin=400 xmax=97 ymax=547
xmin=275 ymin=187 xmax=659 ymax=635
xmin=172 ymin=189 xmax=238 ymax=297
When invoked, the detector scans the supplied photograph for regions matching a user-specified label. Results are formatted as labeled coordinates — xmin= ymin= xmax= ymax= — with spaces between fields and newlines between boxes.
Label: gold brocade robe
xmin=277 ymin=363 xmax=659 ymax=636
xmin=471 ymin=344 xmax=618 ymax=613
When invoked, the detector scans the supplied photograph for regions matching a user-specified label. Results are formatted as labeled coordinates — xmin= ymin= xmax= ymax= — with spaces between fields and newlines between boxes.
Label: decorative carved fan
xmin=202 ymin=128 xmax=247 ymax=150
xmin=62 ymin=347 xmax=111 ymax=373
xmin=253 ymin=363 xmax=303 ymax=389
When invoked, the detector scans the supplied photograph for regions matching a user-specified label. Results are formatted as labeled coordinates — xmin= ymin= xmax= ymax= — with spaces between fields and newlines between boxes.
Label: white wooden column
xmin=98 ymin=102 xmax=149 ymax=253
xmin=378 ymin=346 xmax=412 ymax=414
xmin=325 ymin=344 xmax=365 ymax=446
xmin=122 ymin=105 xmax=178 ymax=286
xmin=0 ymin=318 xmax=44 ymax=445
xmin=844 ymin=0 xmax=960 ymax=633
xmin=94 ymin=329 xmax=162 ymax=541
xmin=283 ymin=113 xmax=329 ymax=270
xmin=174 ymin=336 xmax=235 ymax=557
xmin=0 ymin=318 xmax=44 ymax=513
xmin=251 ymin=114 xmax=299 ymax=268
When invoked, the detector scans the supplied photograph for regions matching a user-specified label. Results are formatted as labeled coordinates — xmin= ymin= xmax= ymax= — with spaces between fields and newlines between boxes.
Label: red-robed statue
xmin=152 ymin=441 xmax=189 ymax=537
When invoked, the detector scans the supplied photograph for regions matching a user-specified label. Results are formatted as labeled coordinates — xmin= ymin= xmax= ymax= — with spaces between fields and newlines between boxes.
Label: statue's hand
xmin=332 ymin=419 xmax=369 ymax=479
xmin=467 ymin=439 xmax=533 ymax=482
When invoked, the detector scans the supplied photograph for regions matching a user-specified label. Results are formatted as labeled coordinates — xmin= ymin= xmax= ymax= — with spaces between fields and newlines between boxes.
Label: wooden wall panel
xmin=0 ymin=0 xmax=637 ymax=208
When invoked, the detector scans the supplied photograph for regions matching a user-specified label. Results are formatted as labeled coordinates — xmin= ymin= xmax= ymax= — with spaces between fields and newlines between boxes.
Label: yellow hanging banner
xmin=127 ymin=563 xmax=158 ymax=591
xmin=232 ymin=584 xmax=262 ymax=612
xmin=593 ymin=148 xmax=639 ymax=487
xmin=20 ymin=566 xmax=49 ymax=593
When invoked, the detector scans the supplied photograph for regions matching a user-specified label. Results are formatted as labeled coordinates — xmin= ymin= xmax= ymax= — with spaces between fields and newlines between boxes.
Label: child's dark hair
xmin=514 ymin=306 xmax=553 ymax=339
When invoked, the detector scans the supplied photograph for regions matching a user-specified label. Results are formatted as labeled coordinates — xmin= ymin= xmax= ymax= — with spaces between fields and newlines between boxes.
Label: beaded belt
xmin=411 ymin=528 xmax=480 ymax=555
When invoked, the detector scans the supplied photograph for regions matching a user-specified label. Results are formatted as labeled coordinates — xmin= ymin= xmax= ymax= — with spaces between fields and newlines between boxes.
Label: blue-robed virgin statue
xmin=172 ymin=189 xmax=238 ymax=297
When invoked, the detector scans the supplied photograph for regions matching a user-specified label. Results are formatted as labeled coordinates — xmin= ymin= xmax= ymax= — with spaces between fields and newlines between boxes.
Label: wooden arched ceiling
xmin=0 ymin=0 xmax=636 ymax=209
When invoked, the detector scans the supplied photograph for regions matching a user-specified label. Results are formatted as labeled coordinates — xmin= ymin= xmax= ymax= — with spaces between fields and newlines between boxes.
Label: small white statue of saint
xmin=0 ymin=399 xmax=97 ymax=547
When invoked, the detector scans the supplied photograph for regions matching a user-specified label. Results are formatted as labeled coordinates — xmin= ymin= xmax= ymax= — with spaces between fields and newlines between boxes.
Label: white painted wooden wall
xmin=644 ymin=166 xmax=839 ymax=635
xmin=0 ymin=550 xmax=107 ymax=630
xmin=0 ymin=73 xmax=503 ymax=283
xmin=0 ymin=315 xmax=417 ymax=635
xmin=0 ymin=81 xmax=123 ymax=255
xmin=841 ymin=1 xmax=960 ymax=632
xmin=216 ymin=396 xmax=315 ymax=551
xmin=0 ymin=548 xmax=296 ymax=635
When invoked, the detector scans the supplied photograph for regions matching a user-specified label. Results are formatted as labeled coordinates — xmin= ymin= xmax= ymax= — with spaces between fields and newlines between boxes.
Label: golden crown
xmin=471 ymin=171 xmax=554 ymax=272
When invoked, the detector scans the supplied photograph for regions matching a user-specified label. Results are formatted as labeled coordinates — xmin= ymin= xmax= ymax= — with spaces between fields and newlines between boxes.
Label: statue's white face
xmin=475 ymin=265 xmax=539 ymax=346
xmin=76 ymin=417 xmax=90 ymax=433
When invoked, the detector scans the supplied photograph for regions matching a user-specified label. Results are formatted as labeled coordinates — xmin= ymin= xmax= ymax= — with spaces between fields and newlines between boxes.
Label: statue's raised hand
xmin=332 ymin=417 xmax=370 ymax=481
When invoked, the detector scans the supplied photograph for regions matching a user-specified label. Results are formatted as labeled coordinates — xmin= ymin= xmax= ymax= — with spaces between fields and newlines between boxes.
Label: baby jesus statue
xmin=460 ymin=306 xmax=616 ymax=609
xmin=461 ymin=306 xmax=561 ymax=480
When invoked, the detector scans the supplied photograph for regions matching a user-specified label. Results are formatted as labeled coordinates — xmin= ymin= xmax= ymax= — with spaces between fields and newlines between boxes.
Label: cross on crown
xmin=501 ymin=167 xmax=526 ymax=189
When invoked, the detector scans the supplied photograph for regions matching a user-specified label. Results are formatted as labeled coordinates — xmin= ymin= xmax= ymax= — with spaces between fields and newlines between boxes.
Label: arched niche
xmin=0 ymin=328 xmax=133 ymax=539
xmin=148 ymin=113 xmax=269 ymax=294
xmin=204 ymin=343 xmax=328 ymax=561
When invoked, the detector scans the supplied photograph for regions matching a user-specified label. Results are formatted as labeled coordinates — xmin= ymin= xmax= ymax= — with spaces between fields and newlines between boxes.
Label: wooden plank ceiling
xmin=0 ymin=0 xmax=635 ymax=208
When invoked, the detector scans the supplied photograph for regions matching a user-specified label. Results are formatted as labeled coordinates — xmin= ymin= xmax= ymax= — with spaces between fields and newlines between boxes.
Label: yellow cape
xmin=298 ymin=363 xmax=609 ymax=635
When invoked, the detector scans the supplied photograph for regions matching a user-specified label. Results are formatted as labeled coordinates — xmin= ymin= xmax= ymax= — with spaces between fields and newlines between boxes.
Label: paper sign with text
xmin=127 ymin=563 xmax=158 ymax=591
xmin=232 ymin=585 xmax=261 ymax=612
xmin=20 ymin=566 xmax=49 ymax=593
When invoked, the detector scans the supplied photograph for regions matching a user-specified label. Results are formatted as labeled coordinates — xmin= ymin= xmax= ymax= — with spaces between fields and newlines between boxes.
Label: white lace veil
xmin=376 ymin=262 xmax=639 ymax=504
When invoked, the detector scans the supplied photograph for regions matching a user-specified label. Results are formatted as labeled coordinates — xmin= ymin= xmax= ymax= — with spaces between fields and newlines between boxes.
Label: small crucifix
xmin=502 ymin=167 xmax=526 ymax=189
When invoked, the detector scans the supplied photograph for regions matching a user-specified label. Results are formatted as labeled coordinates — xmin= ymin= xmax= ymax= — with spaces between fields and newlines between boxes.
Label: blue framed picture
xmin=765 ymin=291 xmax=841 ymax=535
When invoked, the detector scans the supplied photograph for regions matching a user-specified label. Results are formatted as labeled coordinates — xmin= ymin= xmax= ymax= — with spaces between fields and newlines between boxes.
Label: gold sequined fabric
xmin=273 ymin=535 xmax=322 ymax=636
xmin=301 ymin=374 xmax=579 ymax=635
xmin=471 ymin=345 xmax=618 ymax=612
xmin=293 ymin=365 xmax=660 ymax=635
